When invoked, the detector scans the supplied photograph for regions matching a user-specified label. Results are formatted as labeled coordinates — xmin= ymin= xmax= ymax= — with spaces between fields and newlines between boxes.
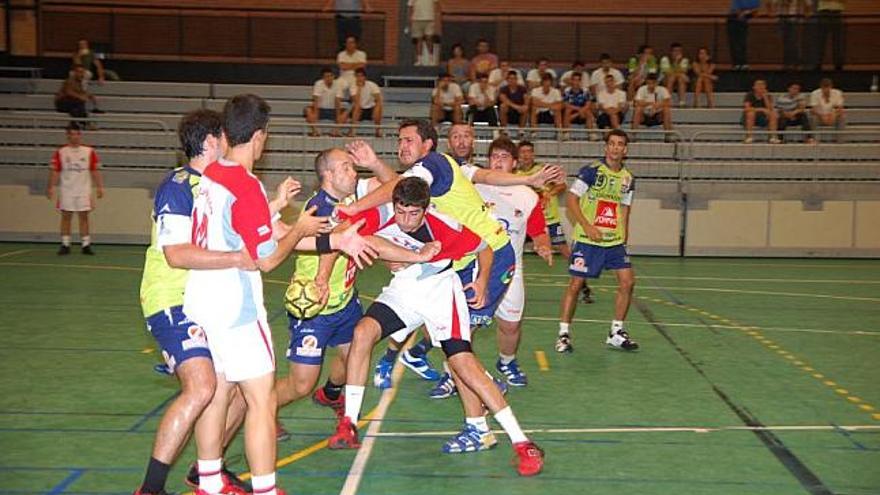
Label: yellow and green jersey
xmin=516 ymin=163 xmax=562 ymax=225
xmin=569 ymin=159 xmax=635 ymax=247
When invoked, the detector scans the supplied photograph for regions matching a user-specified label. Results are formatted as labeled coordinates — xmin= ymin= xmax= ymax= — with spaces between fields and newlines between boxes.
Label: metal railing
xmin=0 ymin=113 xmax=170 ymax=132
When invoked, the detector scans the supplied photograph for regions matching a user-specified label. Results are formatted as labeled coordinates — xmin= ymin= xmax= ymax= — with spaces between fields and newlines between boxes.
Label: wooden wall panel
xmin=41 ymin=11 xmax=111 ymax=52
xmin=113 ymin=14 xmax=179 ymax=55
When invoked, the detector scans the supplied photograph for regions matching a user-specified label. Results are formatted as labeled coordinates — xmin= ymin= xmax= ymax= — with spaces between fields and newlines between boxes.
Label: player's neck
xmin=189 ymin=156 xmax=210 ymax=173
xmin=224 ymin=146 xmax=256 ymax=171
xmin=605 ymin=157 xmax=623 ymax=171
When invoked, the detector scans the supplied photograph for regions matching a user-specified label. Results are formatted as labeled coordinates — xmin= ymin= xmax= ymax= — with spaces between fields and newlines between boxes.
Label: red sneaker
xmin=312 ymin=387 xmax=345 ymax=415
xmin=512 ymin=441 xmax=544 ymax=476
xmin=328 ymin=416 xmax=361 ymax=449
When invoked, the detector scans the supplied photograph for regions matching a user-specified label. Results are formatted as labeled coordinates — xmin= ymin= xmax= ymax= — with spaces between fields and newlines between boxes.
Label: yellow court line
xmin=534 ymin=350 xmax=550 ymax=371
xmin=0 ymin=261 xmax=141 ymax=272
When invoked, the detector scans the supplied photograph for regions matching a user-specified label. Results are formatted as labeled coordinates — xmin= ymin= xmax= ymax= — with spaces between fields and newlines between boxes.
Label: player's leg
xmin=494 ymin=269 xmax=527 ymax=386
xmin=605 ymin=245 xmax=639 ymax=351
xmin=59 ymin=210 xmax=73 ymax=254
xmin=743 ymin=108 xmax=755 ymax=141
xmin=77 ymin=211 xmax=93 ymax=254
xmin=192 ymin=373 xmax=236 ymax=494
xmin=557 ymin=276 xmax=583 ymax=352
xmin=398 ymin=327 xmax=441 ymax=381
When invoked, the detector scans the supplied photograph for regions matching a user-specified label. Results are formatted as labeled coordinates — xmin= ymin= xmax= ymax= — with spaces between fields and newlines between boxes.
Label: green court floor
xmin=0 ymin=243 xmax=877 ymax=495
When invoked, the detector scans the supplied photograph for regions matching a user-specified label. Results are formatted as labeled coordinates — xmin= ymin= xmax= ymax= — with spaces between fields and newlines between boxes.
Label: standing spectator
xmin=305 ymin=67 xmax=346 ymax=136
xmin=742 ymin=79 xmax=780 ymax=143
xmin=626 ymin=45 xmax=658 ymax=101
xmin=324 ymin=0 xmax=372 ymax=50
xmin=409 ymin=0 xmax=440 ymax=66
xmin=812 ymin=0 xmax=845 ymax=70
xmin=499 ymin=70 xmax=529 ymax=129
xmin=772 ymin=0 xmax=811 ymax=70
xmin=489 ymin=61 xmax=524 ymax=89
xmin=431 ymin=72 xmax=464 ymax=125
xmin=467 ymin=73 xmax=498 ymax=125
xmin=692 ymin=47 xmax=718 ymax=108
xmin=560 ymin=61 xmax=587 ymax=90
xmin=632 ymin=73 xmax=673 ymax=134
xmin=810 ymin=78 xmax=846 ymax=139
xmin=72 ymin=39 xmax=105 ymax=85
xmin=596 ymin=74 xmax=628 ymax=130
xmin=562 ymin=72 xmax=595 ymax=134
xmin=446 ymin=43 xmax=471 ymax=90
xmin=526 ymin=58 xmax=557 ymax=90
xmin=46 ymin=122 xmax=104 ymax=255
xmin=660 ymin=43 xmax=690 ymax=107
xmin=727 ymin=0 xmax=761 ymax=70
xmin=590 ymin=53 xmax=625 ymax=96
xmin=349 ymin=68 xmax=383 ymax=136
xmin=336 ymin=35 xmax=367 ymax=91
xmin=470 ymin=39 xmax=499 ymax=81
xmin=55 ymin=65 xmax=102 ymax=123
xmin=776 ymin=81 xmax=814 ymax=143
xmin=529 ymin=73 xmax=563 ymax=130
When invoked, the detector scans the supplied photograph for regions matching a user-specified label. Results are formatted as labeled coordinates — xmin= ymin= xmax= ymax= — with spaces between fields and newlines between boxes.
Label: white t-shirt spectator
xmin=809 ymin=88 xmax=844 ymax=115
xmin=635 ymin=85 xmax=671 ymax=113
xmin=433 ymin=82 xmax=464 ymax=109
xmin=313 ymin=79 xmax=345 ymax=109
xmin=526 ymin=68 xmax=557 ymax=87
xmin=408 ymin=0 xmax=437 ymax=20
xmin=597 ymin=88 xmax=627 ymax=112
xmin=529 ymin=86 xmax=562 ymax=112
xmin=590 ymin=68 xmax=625 ymax=93
xmin=489 ymin=67 xmax=524 ymax=87
xmin=337 ymin=49 xmax=367 ymax=87
xmin=351 ymin=80 xmax=382 ymax=109
xmin=468 ymin=83 xmax=496 ymax=109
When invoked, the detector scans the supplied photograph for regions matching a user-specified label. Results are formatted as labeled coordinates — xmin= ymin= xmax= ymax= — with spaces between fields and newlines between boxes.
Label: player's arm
xmin=346 ymin=140 xmax=398 ymax=184
xmin=337 ymin=176 xmax=398 ymax=216
xmin=365 ymin=236 xmax=441 ymax=263
xmin=566 ymin=184 xmax=602 ymax=242
xmin=526 ymin=198 xmax=553 ymax=265
xmin=164 ymin=243 xmax=255 ymax=271
xmin=46 ymin=166 xmax=59 ymax=199
xmin=314 ymin=251 xmax=338 ymax=306
xmin=468 ymin=164 xmax=564 ymax=188
xmin=88 ymin=149 xmax=104 ymax=199
xmin=622 ymin=204 xmax=631 ymax=244
xmin=465 ymin=244 xmax=493 ymax=309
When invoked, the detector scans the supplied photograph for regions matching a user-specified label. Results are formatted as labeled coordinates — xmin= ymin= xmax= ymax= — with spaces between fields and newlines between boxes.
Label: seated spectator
xmin=446 ymin=43 xmax=471 ymax=90
xmin=349 ymin=68 xmax=383 ymax=136
xmin=470 ymin=39 xmax=499 ymax=82
xmin=742 ymin=79 xmax=780 ymax=144
xmin=337 ymin=35 xmax=367 ymax=91
xmin=776 ymin=81 xmax=814 ymax=143
xmin=590 ymin=53 xmax=625 ymax=96
xmin=810 ymin=78 xmax=846 ymax=140
xmin=529 ymin=73 xmax=562 ymax=129
xmin=526 ymin=58 xmax=557 ymax=90
xmin=499 ymin=70 xmax=529 ymax=129
xmin=627 ymin=44 xmax=658 ymax=101
xmin=489 ymin=60 xmax=524 ymax=89
xmin=632 ymin=73 xmax=672 ymax=134
xmin=467 ymin=73 xmax=498 ymax=125
xmin=560 ymin=61 xmax=586 ymax=90
xmin=595 ymin=74 xmax=628 ymax=130
xmin=660 ymin=42 xmax=690 ymax=107
xmin=692 ymin=47 xmax=717 ymax=108
xmin=55 ymin=64 xmax=102 ymax=123
xmin=431 ymin=72 xmax=464 ymax=125
xmin=562 ymin=72 xmax=594 ymax=132
xmin=72 ymin=39 xmax=105 ymax=85
xmin=305 ymin=67 xmax=346 ymax=136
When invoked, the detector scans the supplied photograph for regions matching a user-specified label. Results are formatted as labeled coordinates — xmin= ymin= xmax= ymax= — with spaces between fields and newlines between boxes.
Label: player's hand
xmin=536 ymin=244 xmax=553 ymax=266
xmin=46 ymin=186 xmax=54 ymax=200
xmin=585 ymin=224 xmax=604 ymax=242
xmin=463 ymin=279 xmax=487 ymax=310
xmin=314 ymin=277 xmax=330 ymax=306
xmin=346 ymin=140 xmax=380 ymax=169
xmin=295 ymin=206 xmax=332 ymax=237
xmin=273 ymin=177 xmax=301 ymax=209
xmin=334 ymin=218 xmax=378 ymax=269
xmin=96 ymin=187 xmax=104 ymax=199
xmin=416 ymin=241 xmax=442 ymax=261
xmin=235 ymin=248 xmax=258 ymax=270
xmin=528 ymin=164 xmax=565 ymax=187
xmin=336 ymin=203 xmax=359 ymax=218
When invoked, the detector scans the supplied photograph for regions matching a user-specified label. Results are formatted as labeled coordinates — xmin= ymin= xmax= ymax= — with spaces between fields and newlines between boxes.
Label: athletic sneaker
xmin=57 ymin=245 xmax=70 ymax=256
xmin=496 ymin=358 xmax=528 ymax=387
xmin=373 ymin=357 xmax=393 ymax=389
xmin=429 ymin=372 xmax=457 ymax=399
xmin=581 ymin=284 xmax=594 ymax=303
xmin=399 ymin=349 xmax=441 ymax=381
xmin=328 ymin=416 xmax=361 ymax=449
xmin=81 ymin=245 xmax=95 ymax=255
xmin=555 ymin=333 xmax=573 ymax=353
xmin=442 ymin=423 xmax=498 ymax=453
xmin=312 ymin=387 xmax=344 ymax=417
xmin=276 ymin=421 xmax=291 ymax=442
xmin=493 ymin=375 xmax=509 ymax=396
xmin=512 ymin=441 xmax=545 ymax=476
xmin=184 ymin=463 xmax=252 ymax=494
xmin=606 ymin=329 xmax=640 ymax=351
xmin=153 ymin=363 xmax=174 ymax=376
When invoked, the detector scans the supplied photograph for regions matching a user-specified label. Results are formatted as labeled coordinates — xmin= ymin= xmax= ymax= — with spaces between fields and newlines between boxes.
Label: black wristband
xmin=316 ymin=234 xmax=332 ymax=254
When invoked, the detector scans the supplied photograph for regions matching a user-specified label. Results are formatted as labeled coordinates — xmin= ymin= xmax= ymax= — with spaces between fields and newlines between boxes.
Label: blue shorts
xmin=146 ymin=305 xmax=211 ymax=373
xmin=456 ymin=242 xmax=516 ymax=327
xmin=547 ymin=222 xmax=567 ymax=245
xmin=319 ymin=108 xmax=336 ymax=121
xmin=568 ymin=242 xmax=632 ymax=279
xmin=286 ymin=295 xmax=362 ymax=365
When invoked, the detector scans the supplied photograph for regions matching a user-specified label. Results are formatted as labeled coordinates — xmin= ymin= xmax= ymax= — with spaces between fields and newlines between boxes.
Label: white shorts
xmin=376 ymin=270 xmax=471 ymax=346
xmin=410 ymin=19 xmax=435 ymax=38
xmin=203 ymin=318 xmax=275 ymax=382
xmin=495 ymin=268 xmax=524 ymax=322
xmin=57 ymin=194 xmax=92 ymax=212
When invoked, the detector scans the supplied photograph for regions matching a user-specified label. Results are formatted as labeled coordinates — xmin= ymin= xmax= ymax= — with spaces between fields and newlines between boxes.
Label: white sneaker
xmin=743 ymin=136 xmax=753 ymax=144
xmin=606 ymin=329 xmax=640 ymax=351
xmin=769 ymin=137 xmax=781 ymax=144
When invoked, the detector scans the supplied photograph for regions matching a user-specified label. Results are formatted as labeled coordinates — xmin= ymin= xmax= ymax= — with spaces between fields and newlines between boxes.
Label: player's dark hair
xmin=507 ymin=70 xmax=519 ymax=78
xmin=788 ymin=80 xmax=802 ymax=89
xmin=571 ymin=71 xmax=583 ymax=80
xmin=313 ymin=148 xmax=337 ymax=180
xmin=599 ymin=52 xmax=611 ymax=61
xmin=488 ymin=136 xmax=518 ymax=159
xmin=605 ymin=128 xmax=629 ymax=145
xmin=355 ymin=67 xmax=366 ymax=76
xmin=638 ymin=44 xmax=650 ymax=54
xmin=222 ymin=94 xmax=270 ymax=148
xmin=572 ymin=60 xmax=585 ymax=67
xmin=670 ymin=42 xmax=682 ymax=49
xmin=178 ymin=109 xmax=223 ymax=159
xmin=321 ymin=66 xmax=334 ymax=76
xmin=398 ymin=119 xmax=438 ymax=151
xmin=541 ymin=73 xmax=553 ymax=83
xmin=517 ymin=139 xmax=534 ymax=150
xmin=66 ymin=121 xmax=82 ymax=132
xmin=345 ymin=35 xmax=358 ymax=43
xmin=392 ymin=177 xmax=430 ymax=210
xmin=646 ymin=72 xmax=658 ymax=81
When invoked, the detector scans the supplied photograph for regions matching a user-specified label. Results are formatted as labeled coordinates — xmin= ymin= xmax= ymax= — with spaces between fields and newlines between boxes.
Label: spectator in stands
xmin=660 ymin=43 xmax=690 ymax=107
xmin=499 ymin=70 xmax=529 ymax=129
xmin=349 ymin=68 xmax=383 ymax=136
xmin=431 ymin=72 xmax=464 ymax=125
xmin=408 ymin=0 xmax=440 ymax=65
xmin=526 ymin=58 xmax=557 ymax=90
xmin=72 ymin=39 xmax=105 ymax=85
xmin=470 ymin=39 xmax=499 ymax=81
xmin=467 ymin=72 xmax=498 ymax=126
xmin=742 ymin=79 xmax=780 ymax=144
xmin=727 ymin=0 xmax=761 ymax=70
xmin=324 ymin=0 xmax=372 ymax=50
xmin=692 ymin=47 xmax=718 ymax=108
xmin=771 ymin=0 xmax=811 ymax=70
xmin=562 ymin=72 xmax=595 ymax=134
xmin=529 ymin=73 xmax=563 ymax=130
xmin=596 ymin=74 xmax=628 ymax=130
xmin=446 ymin=43 xmax=471 ymax=90
xmin=776 ymin=81 xmax=814 ymax=143
xmin=55 ymin=64 xmax=102 ymax=123
xmin=627 ymin=45 xmax=658 ymax=101
xmin=489 ymin=61 xmax=524 ymax=89
xmin=632 ymin=73 xmax=673 ymax=135
xmin=590 ymin=53 xmax=624 ymax=97
xmin=337 ymin=35 xmax=367 ymax=91
xmin=810 ymin=77 xmax=846 ymax=139
xmin=305 ymin=67 xmax=346 ymax=136
xmin=560 ymin=61 xmax=587 ymax=90
xmin=811 ymin=0 xmax=845 ymax=71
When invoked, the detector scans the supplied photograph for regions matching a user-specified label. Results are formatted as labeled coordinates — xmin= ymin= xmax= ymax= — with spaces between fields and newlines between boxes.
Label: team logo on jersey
xmin=594 ymin=200 xmax=618 ymax=228
xmin=595 ymin=172 xmax=607 ymax=189
xmin=173 ymin=170 xmax=190 ymax=184
xmin=181 ymin=325 xmax=208 ymax=351
xmin=257 ymin=225 xmax=271 ymax=236
xmin=500 ymin=264 xmax=516 ymax=284
xmin=390 ymin=235 xmax=421 ymax=251
xmin=296 ymin=334 xmax=322 ymax=357
xmin=570 ymin=256 xmax=589 ymax=273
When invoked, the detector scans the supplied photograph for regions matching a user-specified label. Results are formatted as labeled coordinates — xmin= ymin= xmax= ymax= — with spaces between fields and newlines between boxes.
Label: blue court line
xmin=127 ymin=391 xmax=180 ymax=432
xmin=832 ymin=422 xmax=869 ymax=451
xmin=46 ymin=469 xmax=83 ymax=495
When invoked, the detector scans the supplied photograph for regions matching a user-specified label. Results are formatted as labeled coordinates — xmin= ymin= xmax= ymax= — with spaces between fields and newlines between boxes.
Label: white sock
xmin=197 ymin=458 xmax=223 ymax=494
xmin=442 ymin=360 xmax=450 ymax=374
xmin=344 ymin=385 xmax=365 ymax=423
xmin=81 ymin=235 xmax=91 ymax=247
xmin=498 ymin=353 xmax=515 ymax=365
xmin=559 ymin=322 xmax=570 ymax=336
xmin=251 ymin=472 xmax=276 ymax=495
xmin=466 ymin=416 xmax=489 ymax=432
xmin=61 ymin=235 xmax=71 ymax=247
xmin=493 ymin=406 xmax=528 ymax=444
xmin=611 ymin=320 xmax=624 ymax=333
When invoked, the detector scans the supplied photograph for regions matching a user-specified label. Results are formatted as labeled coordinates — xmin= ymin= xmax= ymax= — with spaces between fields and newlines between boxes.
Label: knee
xmin=181 ymin=380 xmax=217 ymax=411
xmin=619 ymin=277 xmax=635 ymax=293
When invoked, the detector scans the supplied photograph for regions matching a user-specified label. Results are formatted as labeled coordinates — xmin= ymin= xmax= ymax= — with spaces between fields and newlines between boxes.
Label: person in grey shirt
xmin=776 ymin=81 xmax=814 ymax=143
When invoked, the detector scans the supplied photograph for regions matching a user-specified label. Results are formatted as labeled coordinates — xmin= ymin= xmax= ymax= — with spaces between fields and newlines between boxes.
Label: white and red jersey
xmin=474 ymin=184 xmax=546 ymax=267
xmin=51 ymin=144 xmax=100 ymax=198
xmin=183 ymin=159 xmax=277 ymax=330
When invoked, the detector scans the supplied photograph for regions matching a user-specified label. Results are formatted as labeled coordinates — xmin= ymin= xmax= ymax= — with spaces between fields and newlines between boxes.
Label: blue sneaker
xmin=442 ymin=423 xmax=498 ymax=454
xmin=429 ymin=372 xmax=457 ymax=399
xmin=496 ymin=358 xmax=528 ymax=387
xmin=153 ymin=363 xmax=174 ymax=376
xmin=493 ymin=375 xmax=509 ymax=396
xmin=399 ymin=349 xmax=441 ymax=381
xmin=373 ymin=357 xmax=393 ymax=389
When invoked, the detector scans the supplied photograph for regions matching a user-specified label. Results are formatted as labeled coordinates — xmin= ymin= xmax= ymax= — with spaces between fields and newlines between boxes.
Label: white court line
xmin=372 ymin=424 xmax=880 ymax=437
xmin=0 ymin=249 xmax=31 ymax=259
xmin=531 ymin=273 xmax=880 ymax=285
xmin=635 ymin=260 xmax=880 ymax=269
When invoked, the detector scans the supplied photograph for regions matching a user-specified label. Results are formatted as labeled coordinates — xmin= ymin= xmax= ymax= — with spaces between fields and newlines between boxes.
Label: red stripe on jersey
xmin=51 ymin=150 xmax=61 ymax=172
xmin=526 ymin=200 xmax=548 ymax=238
xmin=347 ymin=207 xmax=383 ymax=236
xmin=89 ymin=149 xmax=100 ymax=171
xmin=424 ymin=214 xmax=482 ymax=262
xmin=204 ymin=161 xmax=274 ymax=260
xmin=256 ymin=320 xmax=275 ymax=367
xmin=450 ymin=293 xmax=462 ymax=340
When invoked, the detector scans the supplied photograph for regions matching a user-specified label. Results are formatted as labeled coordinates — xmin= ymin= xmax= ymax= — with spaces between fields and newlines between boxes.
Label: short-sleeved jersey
xmin=569 ymin=160 xmax=635 ymax=247
xmin=474 ymin=183 xmax=546 ymax=265
xmin=184 ymin=159 xmax=278 ymax=330
xmin=291 ymin=179 xmax=370 ymax=316
xmin=51 ymin=144 xmax=99 ymax=197
xmin=516 ymin=163 xmax=562 ymax=225
xmin=139 ymin=166 xmax=200 ymax=317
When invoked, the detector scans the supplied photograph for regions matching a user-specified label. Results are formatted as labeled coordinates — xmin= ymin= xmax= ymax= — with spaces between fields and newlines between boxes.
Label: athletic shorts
xmin=536 ymin=111 xmax=555 ymax=125
xmin=319 ymin=108 xmax=336 ymax=121
xmin=356 ymin=106 xmax=375 ymax=121
xmin=547 ymin=222 xmax=567 ymax=245
xmin=504 ymin=108 xmax=522 ymax=123
xmin=641 ymin=112 xmax=663 ymax=127
xmin=596 ymin=112 xmax=625 ymax=129
xmin=568 ymin=242 xmax=631 ymax=279
xmin=286 ymin=296 xmax=361 ymax=365
xmin=202 ymin=318 xmax=275 ymax=382
xmin=57 ymin=194 xmax=92 ymax=212
xmin=495 ymin=267 xmax=524 ymax=323
xmin=456 ymin=242 xmax=516 ymax=327
xmin=410 ymin=19 xmax=435 ymax=38
xmin=146 ymin=305 xmax=211 ymax=373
